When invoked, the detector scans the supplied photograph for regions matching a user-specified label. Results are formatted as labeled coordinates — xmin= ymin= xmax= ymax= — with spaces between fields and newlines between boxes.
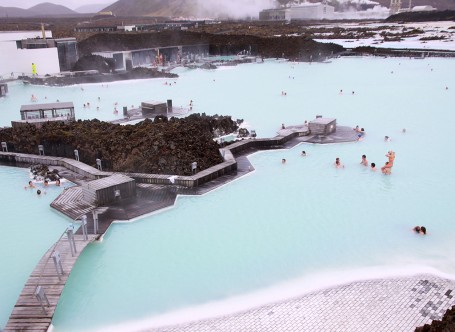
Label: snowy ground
xmin=312 ymin=21 xmax=455 ymax=51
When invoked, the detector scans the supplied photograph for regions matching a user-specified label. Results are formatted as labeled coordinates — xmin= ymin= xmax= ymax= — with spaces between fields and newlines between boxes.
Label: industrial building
xmin=260 ymin=2 xmax=335 ymax=21
xmin=0 ymin=30 xmax=78 ymax=76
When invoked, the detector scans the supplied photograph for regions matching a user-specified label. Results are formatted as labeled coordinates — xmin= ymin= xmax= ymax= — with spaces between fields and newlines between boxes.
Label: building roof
xmin=310 ymin=118 xmax=336 ymax=125
xmin=83 ymin=174 xmax=135 ymax=191
xmin=142 ymin=100 xmax=167 ymax=106
xmin=20 ymin=102 xmax=74 ymax=112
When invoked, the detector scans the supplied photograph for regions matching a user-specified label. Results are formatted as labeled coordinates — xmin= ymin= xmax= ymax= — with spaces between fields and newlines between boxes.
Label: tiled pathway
xmin=150 ymin=275 xmax=455 ymax=332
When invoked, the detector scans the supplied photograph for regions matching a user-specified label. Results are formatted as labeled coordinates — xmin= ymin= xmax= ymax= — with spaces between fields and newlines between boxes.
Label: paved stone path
xmin=150 ymin=275 xmax=455 ymax=332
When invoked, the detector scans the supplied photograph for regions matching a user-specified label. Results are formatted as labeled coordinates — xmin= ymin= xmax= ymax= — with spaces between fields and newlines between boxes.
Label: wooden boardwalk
xmin=50 ymin=186 xmax=96 ymax=220
xmin=4 ymin=234 xmax=96 ymax=332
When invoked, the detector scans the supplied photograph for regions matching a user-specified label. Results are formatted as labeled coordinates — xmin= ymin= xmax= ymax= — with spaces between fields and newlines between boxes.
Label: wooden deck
xmin=4 ymin=234 xmax=97 ymax=332
xmin=50 ymin=186 xmax=96 ymax=220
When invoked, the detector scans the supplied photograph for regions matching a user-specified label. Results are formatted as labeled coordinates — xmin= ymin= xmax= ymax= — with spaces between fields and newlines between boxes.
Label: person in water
xmin=335 ymin=157 xmax=344 ymax=168
xmin=386 ymin=151 xmax=395 ymax=166
xmin=370 ymin=162 xmax=376 ymax=171
xmin=360 ymin=155 xmax=368 ymax=166
xmin=301 ymin=151 xmax=306 ymax=156
xmin=282 ymin=158 xmax=286 ymax=164
xmin=381 ymin=161 xmax=392 ymax=175
xmin=414 ymin=226 xmax=427 ymax=235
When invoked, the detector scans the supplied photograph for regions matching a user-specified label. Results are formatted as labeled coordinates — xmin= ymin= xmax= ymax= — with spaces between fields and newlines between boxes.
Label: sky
xmin=0 ymin=0 xmax=114 ymax=10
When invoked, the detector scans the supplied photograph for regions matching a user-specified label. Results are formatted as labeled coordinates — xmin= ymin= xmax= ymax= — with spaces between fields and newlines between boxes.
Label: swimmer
xmin=96 ymin=106 xmax=99 ymax=111
xmin=360 ymin=154 xmax=368 ymax=166
xmin=413 ymin=226 xmax=421 ymax=233
xmin=420 ymin=226 xmax=427 ymax=235
xmin=381 ymin=161 xmax=392 ymax=175
xmin=386 ymin=150 xmax=395 ymax=166
xmin=282 ymin=124 xmax=286 ymax=129
xmin=87 ymin=102 xmax=90 ymax=108
xmin=98 ymin=97 xmax=101 ymax=101
xmin=352 ymin=91 xmax=355 ymax=95
xmin=384 ymin=135 xmax=391 ymax=142
xmin=282 ymin=158 xmax=286 ymax=164
xmin=339 ymin=89 xmax=343 ymax=95
xmin=353 ymin=125 xmax=359 ymax=131
xmin=402 ymin=128 xmax=406 ymax=133
xmin=370 ymin=162 xmax=376 ymax=171
xmin=28 ymin=180 xmax=35 ymax=188
xmin=301 ymin=151 xmax=306 ymax=156
xmin=44 ymin=180 xmax=48 ymax=187
xmin=335 ymin=157 xmax=344 ymax=168
xmin=37 ymin=189 xmax=41 ymax=195
xmin=55 ymin=179 xmax=61 ymax=186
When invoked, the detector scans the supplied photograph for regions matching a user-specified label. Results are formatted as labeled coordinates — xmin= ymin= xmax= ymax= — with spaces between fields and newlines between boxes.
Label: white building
xmin=0 ymin=31 xmax=60 ymax=78
xmin=412 ymin=5 xmax=437 ymax=11
xmin=259 ymin=2 xmax=335 ymax=21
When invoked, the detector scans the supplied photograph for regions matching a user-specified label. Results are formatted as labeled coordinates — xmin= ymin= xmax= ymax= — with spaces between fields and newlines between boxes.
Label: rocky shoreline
xmin=0 ymin=114 xmax=239 ymax=175
xmin=20 ymin=67 xmax=178 ymax=87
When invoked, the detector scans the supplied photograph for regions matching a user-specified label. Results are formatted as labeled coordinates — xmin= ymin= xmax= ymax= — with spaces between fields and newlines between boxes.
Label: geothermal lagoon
xmin=1 ymin=56 xmax=455 ymax=331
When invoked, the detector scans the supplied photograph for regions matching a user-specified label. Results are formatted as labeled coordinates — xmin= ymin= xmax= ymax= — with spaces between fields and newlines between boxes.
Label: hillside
xmin=0 ymin=2 xmax=78 ymax=18
xmin=103 ymin=0 xmax=198 ymax=17
xmin=386 ymin=9 xmax=455 ymax=21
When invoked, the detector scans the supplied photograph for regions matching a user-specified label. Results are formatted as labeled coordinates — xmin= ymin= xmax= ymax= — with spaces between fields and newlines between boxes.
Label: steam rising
xmin=195 ymin=0 xmax=275 ymax=18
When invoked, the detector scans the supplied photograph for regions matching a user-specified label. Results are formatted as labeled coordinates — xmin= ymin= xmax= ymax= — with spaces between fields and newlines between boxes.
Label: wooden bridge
xmin=4 ymin=232 xmax=97 ymax=332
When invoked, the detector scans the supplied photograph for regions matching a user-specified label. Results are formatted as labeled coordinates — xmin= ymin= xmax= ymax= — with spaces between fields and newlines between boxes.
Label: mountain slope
xmin=103 ymin=0 xmax=198 ymax=17
xmin=0 ymin=6 xmax=30 ymax=17
xmin=28 ymin=2 xmax=77 ymax=15
xmin=0 ymin=2 xmax=77 ymax=17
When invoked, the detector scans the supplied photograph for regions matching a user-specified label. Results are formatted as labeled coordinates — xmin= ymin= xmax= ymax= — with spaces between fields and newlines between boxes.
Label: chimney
xmin=41 ymin=23 xmax=46 ymax=40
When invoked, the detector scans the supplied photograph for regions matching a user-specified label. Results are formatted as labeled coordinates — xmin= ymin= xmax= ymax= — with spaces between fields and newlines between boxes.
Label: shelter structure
xmin=81 ymin=174 xmax=136 ymax=206
xmin=141 ymin=100 xmax=170 ymax=116
xmin=12 ymin=102 xmax=75 ymax=128
xmin=309 ymin=117 xmax=337 ymax=135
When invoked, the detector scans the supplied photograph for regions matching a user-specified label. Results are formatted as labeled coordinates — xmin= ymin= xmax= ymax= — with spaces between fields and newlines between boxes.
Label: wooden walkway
xmin=50 ymin=186 xmax=96 ymax=220
xmin=4 ymin=234 xmax=97 ymax=332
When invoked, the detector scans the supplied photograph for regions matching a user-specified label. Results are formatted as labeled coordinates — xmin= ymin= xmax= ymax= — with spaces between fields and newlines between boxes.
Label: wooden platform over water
xmin=51 ymin=186 xmax=96 ymax=220
xmin=4 ymin=234 xmax=96 ymax=332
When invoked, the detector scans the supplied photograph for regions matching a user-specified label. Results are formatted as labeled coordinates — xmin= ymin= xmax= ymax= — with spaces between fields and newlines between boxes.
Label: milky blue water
xmin=0 ymin=167 xmax=72 ymax=328
xmin=1 ymin=57 xmax=455 ymax=331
